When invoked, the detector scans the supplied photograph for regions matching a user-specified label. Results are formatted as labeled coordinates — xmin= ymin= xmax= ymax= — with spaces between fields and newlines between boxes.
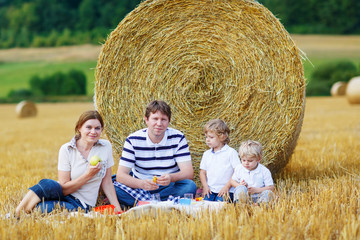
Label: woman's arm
xmin=101 ymin=168 xmax=122 ymax=212
xmin=58 ymin=163 xmax=101 ymax=196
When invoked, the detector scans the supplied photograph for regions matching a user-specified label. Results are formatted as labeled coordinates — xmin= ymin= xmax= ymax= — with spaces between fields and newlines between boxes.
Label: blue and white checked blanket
xmin=113 ymin=181 xmax=180 ymax=203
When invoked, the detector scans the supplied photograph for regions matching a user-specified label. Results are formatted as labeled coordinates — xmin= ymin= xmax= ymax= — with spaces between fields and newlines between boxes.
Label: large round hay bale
xmin=331 ymin=81 xmax=347 ymax=96
xmin=346 ymin=76 xmax=360 ymax=104
xmin=16 ymin=100 xmax=37 ymax=118
xmin=95 ymin=0 xmax=306 ymax=180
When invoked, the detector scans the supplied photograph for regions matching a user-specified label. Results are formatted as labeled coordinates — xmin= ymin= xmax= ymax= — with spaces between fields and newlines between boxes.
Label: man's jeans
xmin=29 ymin=179 xmax=91 ymax=213
xmin=113 ymin=176 xmax=197 ymax=207
xmin=233 ymin=185 xmax=274 ymax=204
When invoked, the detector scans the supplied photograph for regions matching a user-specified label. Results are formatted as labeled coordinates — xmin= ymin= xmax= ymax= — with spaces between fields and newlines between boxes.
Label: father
xmin=113 ymin=100 xmax=197 ymax=207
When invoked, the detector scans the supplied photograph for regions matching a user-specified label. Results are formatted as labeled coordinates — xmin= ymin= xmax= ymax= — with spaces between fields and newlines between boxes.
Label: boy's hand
xmin=202 ymin=186 xmax=211 ymax=198
xmin=240 ymin=180 xmax=248 ymax=187
xmin=247 ymin=187 xmax=261 ymax=194
xmin=218 ymin=186 xmax=230 ymax=197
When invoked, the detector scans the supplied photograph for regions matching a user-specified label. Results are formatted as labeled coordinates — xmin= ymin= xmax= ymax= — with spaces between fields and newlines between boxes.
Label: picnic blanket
xmin=124 ymin=200 xmax=227 ymax=218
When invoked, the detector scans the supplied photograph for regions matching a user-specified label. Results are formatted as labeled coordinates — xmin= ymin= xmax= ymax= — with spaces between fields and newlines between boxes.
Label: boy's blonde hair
xmin=238 ymin=140 xmax=263 ymax=159
xmin=204 ymin=119 xmax=230 ymax=144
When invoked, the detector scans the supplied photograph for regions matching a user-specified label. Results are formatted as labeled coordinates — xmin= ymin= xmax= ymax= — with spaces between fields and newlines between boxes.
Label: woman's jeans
xmin=233 ymin=185 xmax=274 ymax=204
xmin=29 ymin=179 xmax=91 ymax=214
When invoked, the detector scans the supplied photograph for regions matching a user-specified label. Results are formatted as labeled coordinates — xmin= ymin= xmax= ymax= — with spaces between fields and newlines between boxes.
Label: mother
xmin=15 ymin=110 xmax=121 ymax=217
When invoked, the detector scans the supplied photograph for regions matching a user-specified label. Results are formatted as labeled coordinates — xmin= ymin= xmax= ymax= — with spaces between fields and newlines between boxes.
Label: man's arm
xmin=116 ymin=165 xmax=158 ymax=191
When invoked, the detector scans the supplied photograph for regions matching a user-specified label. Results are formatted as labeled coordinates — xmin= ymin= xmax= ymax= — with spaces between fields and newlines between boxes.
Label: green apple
xmin=89 ymin=155 xmax=101 ymax=166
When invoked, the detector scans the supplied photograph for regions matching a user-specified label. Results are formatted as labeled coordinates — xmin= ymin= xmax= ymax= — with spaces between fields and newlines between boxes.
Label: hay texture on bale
xmin=346 ymin=76 xmax=360 ymax=104
xmin=16 ymin=100 xmax=37 ymax=118
xmin=331 ymin=81 xmax=347 ymax=96
xmin=95 ymin=0 xmax=306 ymax=181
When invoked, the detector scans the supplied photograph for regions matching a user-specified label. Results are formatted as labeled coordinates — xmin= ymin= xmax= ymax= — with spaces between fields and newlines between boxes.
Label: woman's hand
xmin=114 ymin=206 xmax=123 ymax=214
xmin=86 ymin=162 xmax=102 ymax=176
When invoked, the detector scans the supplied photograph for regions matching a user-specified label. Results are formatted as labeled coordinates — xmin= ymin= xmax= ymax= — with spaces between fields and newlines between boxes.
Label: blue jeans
xmin=233 ymin=185 xmax=274 ymax=204
xmin=112 ymin=175 xmax=197 ymax=207
xmin=29 ymin=179 xmax=92 ymax=214
xmin=204 ymin=191 xmax=234 ymax=202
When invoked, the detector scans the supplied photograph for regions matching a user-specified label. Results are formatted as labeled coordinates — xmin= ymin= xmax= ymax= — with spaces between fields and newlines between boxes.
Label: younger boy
xmin=231 ymin=140 xmax=275 ymax=205
xmin=199 ymin=119 xmax=240 ymax=201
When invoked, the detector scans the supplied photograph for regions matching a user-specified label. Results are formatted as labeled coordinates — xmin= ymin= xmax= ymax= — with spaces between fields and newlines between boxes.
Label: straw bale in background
xmin=346 ymin=76 xmax=360 ymax=104
xmin=331 ymin=82 xmax=347 ymax=96
xmin=16 ymin=100 xmax=37 ymax=118
xmin=95 ymin=0 xmax=306 ymax=182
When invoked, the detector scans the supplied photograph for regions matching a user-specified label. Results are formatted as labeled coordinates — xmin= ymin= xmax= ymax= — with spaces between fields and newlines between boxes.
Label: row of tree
xmin=0 ymin=0 xmax=141 ymax=48
xmin=259 ymin=0 xmax=360 ymax=34
xmin=0 ymin=0 xmax=359 ymax=48
xmin=8 ymin=69 xmax=87 ymax=99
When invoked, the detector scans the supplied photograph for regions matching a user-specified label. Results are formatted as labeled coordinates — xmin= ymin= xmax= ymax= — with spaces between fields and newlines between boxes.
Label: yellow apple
xmin=89 ymin=155 xmax=101 ymax=166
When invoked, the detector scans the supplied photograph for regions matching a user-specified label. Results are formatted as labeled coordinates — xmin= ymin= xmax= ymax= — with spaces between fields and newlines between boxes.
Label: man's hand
xmin=156 ymin=174 xmax=171 ymax=186
xmin=141 ymin=179 xmax=159 ymax=191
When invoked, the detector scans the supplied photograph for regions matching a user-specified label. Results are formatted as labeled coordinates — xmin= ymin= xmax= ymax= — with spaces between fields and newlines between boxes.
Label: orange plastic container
xmin=94 ymin=204 xmax=123 ymax=215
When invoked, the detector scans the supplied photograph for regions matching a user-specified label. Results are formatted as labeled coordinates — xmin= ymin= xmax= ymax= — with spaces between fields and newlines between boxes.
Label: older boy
xmin=114 ymin=100 xmax=197 ymax=207
xmin=231 ymin=140 xmax=275 ymax=205
xmin=199 ymin=119 xmax=240 ymax=202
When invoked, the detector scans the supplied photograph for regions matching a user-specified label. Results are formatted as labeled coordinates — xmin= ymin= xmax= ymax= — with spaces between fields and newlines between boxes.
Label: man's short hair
xmin=145 ymin=100 xmax=172 ymax=121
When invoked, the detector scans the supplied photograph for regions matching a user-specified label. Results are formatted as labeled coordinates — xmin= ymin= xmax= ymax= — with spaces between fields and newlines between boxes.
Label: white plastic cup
xmin=151 ymin=193 xmax=161 ymax=203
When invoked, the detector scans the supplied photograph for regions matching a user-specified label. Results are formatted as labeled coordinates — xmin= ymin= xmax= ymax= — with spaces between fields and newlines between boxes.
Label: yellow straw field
xmin=0 ymin=97 xmax=360 ymax=239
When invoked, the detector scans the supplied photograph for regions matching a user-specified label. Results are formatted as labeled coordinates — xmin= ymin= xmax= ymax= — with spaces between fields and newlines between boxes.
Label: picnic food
xmin=153 ymin=176 xmax=157 ymax=184
xmin=89 ymin=155 xmax=101 ymax=166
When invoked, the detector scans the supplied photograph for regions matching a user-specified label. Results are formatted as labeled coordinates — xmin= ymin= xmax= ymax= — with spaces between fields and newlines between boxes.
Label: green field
xmin=0 ymin=61 xmax=97 ymax=98
xmin=1 ymin=35 xmax=360 ymax=99
xmin=1 ymin=57 xmax=359 ymax=98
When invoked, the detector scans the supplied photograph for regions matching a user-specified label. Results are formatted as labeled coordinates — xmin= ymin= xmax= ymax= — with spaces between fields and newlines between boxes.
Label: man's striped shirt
xmin=119 ymin=127 xmax=191 ymax=179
